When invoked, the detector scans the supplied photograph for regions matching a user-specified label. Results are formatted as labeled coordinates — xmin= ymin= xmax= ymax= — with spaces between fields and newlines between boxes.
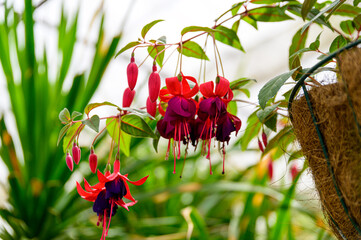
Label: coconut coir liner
xmin=290 ymin=47 xmax=361 ymax=239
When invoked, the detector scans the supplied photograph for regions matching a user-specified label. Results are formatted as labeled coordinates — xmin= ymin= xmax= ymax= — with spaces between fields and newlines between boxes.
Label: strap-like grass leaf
xmin=258 ymin=69 xmax=297 ymax=109
xmin=141 ymin=19 xmax=164 ymax=39
xmin=178 ymin=41 xmax=209 ymax=60
xmin=121 ymin=114 xmax=156 ymax=138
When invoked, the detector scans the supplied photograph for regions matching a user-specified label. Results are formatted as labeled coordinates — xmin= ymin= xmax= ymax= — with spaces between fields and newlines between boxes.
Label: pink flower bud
xmin=127 ymin=57 xmax=138 ymax=90
xmin=72 ymin=142 xmax=81 ymax=165
xmin=89 ymin=149 xmax=98 ymax=173
xmin=146 ymin=97 xmax=157 ymax=117
xmin=291 ymin=163 xmax=299 ymax=181
xmin=66 ymin=153 xmax=74 ymax=171
xmin=122 ymin=87 xmax=136 ymax=108
xmin=258 ymin=138 xmax=264 ymax=152
xmin=148 ymin=66 xmax=161 ymax=102
xmin=262 ymin=132 xmax=268 ymax=147
xmin=268 ymin=159 xmax=273 ymax=180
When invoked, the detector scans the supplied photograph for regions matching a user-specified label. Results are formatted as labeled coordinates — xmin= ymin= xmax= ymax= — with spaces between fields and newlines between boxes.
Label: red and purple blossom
xmin=77 ymin=159 xmax=148 ymax=239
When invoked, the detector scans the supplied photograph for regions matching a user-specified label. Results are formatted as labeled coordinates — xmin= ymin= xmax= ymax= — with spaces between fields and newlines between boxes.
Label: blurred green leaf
xmin=227 ymin=101 xmax=237 ymax=116
xmin=178 ymin=41 xmax=209 ymax=60
xmin=256 ymin=104 xmax=279 ymax=123
xmin=59 ymin=108 xmax=70 ymax=123
xmin=106 ymin=118 xmax=131 ymax=156
xmin=231 ymin=2 xmax=244 ymax=16
xmin=63 ymin=122 xmax=82 ymax=152
xmin=340 ymin=20 xmax=355 ymax=35
xmin=258 ymin=69 xmax=297 ymax=109
xmin=309 ymin=32 xmax=321 ymax=50
xmin=82 ymin=115 xmax=100 ymax=132
xmin=141 ymin=19 xmax=164 ymax=39
xmin=301 ymin=0 xmax=317 ymax=20
xmin=115 ymin=41 xmax=140 ymax=57
xmin=148 ymin=45 xmax=165 ymax=67
xmin=332 ymin=3 xmax=361 ymax=17
xmin=289 ymin=28 xmax=309 ymax=71
xmin=121 ymin=114 xmax=156 ymax=138
xmin=182 ymin=206 xmax=209 ymax=240
xmin=214 ymin=26 xmax=244 ymax=52
xmin=57 ymin=124 xmax=70 ymax=146
xmin=71 ymin=111 xmax=82 ymax=120
xmin=181 ymin=26 xmax=217 ymax=36
xmin=153 ymin=129 xmax=161 ymax=153
xmin=84 ymin=101 xmax=119 ymax=116
xmin=354 ymin=14 xmax=361 ymax=31
xmin=239 ymin=111 xmax=262 ymax=150
xmin=355 ymin=0 xmax=361 ymax=6
xmin=230 ymin=78 xmax=256 ymax=90
xmin=242 ymin=15 xmax=258 ymax=29
xmin=329 ymin=35 xmax=348 ymax=53
xmin=247 ymin=6 xmax=293 ymax=22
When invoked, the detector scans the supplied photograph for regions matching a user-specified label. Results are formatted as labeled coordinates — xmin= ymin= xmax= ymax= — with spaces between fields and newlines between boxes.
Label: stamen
xmin=178 ymin=123 xmax=181 ymax=159
xmin=173 ymin=141 xmax=176 ymax=174
xmin=106 ymin=200 xmax=114 ymax=235
xmin=166 ymin=140 xmax=171 ymax=160
xmin=222 ymin=147 xmax=226 ymax=174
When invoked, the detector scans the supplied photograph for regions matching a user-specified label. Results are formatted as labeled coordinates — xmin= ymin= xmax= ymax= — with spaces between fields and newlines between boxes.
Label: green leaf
xmin=250 ymin=0 xmax=284 ymax=4
xmin=354 ymin=14 xmax=361 ymax=31
xmin=141 ymin=20 xmax=164 ymax=39
xmin=120 ymin=114 xmax=156 ymax=138
xmin=332 ymin=4 xmax=361 ymax=17
xmin=157 ymin=36 xmax=167 ymax=44
xmin=289 ymin=48 xmax=312 ymax=59
xmin=230 ymin=78 xmax=256 ymax=90
xmin=232 ymin=20 xmax=241 ymax=33
xmin=115 ymin=41 xmax=140 ymax=58
xmin=247 ymin=6 xmax=293 ymax=22
xmin=181 ymin=26 xmax=216 ymax=36
xmin=242 ymin=15 xmax=258 ymax=29
xmin=309 ymin=32 xmax=321 ymax=50
xmin=263 ymin=126 xmax=293 ymax=155
xmin=288 ymin=150 xmax=303 ymax=162
xmin=301 ymin=0 xmax=317 ymax=20
xmin=153 ymin=129 xmax=161 ymax=153
xmin=287 ymin=4 xmax=331 ymax=30
xmin=329 ymin=35 xmax=348 ymax=53
xmin=289 ymin=28 xmax=309 ymax=70
xmin=214 ymin=26 xmax=244 ymax=52
xmin=355 ymin=0 xmax=361 ymax=6
xmin=231 ymin=2 xmax=244 ymax=16
xmin=182 ymin=207 xmax=209 ymax=240
xmin=264 ymin=112 xmax=278 ymax=132
xmin=258 ymin=69 xmax=297 ymax=109
xmin=63 ymin=122 xmax=82 ymax=152
xmin=148 ymin=45 xmax=165 ymax=67
xmin=106 ymin=118 xmax=131 ymax=156
xmin=239 ymin=112 xmax=262 ymax=151
xmin=340 ymin=20 xmax=355 ymax=35
xmin=301 ymin=0 xmax=340 ymax=33
xmin=71 ymin=111 xmax=82 ymax=120
xmin=227 ymin=100 xmax=237 ymax=116
xmin=84 ymin=101 xmax=119 ymax=115
xmin=256 ymin=104 xmax=279 ymax=123
xmin=82 ymin=115 xmax=100 ymax=132
xmin=59 ymin=108 xmax=70 ymax=123
xmin=178 ymin=41 xmax=209 ymax=60
xmin=57 ymin=124 xmax=70 ymax=146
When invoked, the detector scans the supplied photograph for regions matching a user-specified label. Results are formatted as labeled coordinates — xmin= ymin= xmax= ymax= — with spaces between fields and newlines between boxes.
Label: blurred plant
xmin=0 ymin=0 xmax=122 ymax=238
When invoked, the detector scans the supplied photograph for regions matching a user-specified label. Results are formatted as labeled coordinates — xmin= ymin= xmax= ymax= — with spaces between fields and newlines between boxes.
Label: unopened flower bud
xmin=127 ymin=57 xmax=138 ymax=90
xmin=66 ymin=153 xmax=74 ymax=171
xmin=72 ymin=142 xmax=81 ymax=165
xmin=258 ymin=138 xmax=264 ymax=152
xmin=148 ymin=65 xmax=160 ymax=102
xmin=291 ymin=163 xmax=299 ymax=181
xmin=262 ymin=132 xmax=268 ymax=147
xmin=89 ymin=149 xmax=98 ymax=173
xmin=146 ymin=97 xmax=157 ymax=117
xmin=123 ymin=87 xmax=136 ymax=108
xmin=268 ymin=159 xmax=273 ymax=180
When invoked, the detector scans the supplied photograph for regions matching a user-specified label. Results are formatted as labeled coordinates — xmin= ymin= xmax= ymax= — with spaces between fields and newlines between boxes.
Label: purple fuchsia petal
xmin=164 ymin=96 xmax=197 ymax=121
xmin=93 ymin=190 xmax=118 ymax=217
xmin=198 ymin=97 xmax=227 ymax=120
xmin=105 ymin=178 xmax=127 ymax=199
xmin=157 ymin=119 xmax=175 ymax=139
xmin=216 ymin=114 xmax=236 ymax=143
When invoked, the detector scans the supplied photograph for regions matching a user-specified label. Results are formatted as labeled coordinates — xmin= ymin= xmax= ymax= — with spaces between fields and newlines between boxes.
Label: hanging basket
xmin=288 ymin=39 xmax=361 ymax=240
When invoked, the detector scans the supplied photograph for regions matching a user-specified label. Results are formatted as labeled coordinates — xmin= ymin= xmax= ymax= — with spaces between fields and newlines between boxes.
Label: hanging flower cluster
xmin=146 ymin=72 xmax=241 ymax=175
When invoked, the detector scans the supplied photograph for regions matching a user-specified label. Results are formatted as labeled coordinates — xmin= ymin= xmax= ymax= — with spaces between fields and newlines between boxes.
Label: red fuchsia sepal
xmin=146 ymin=97 xmax=157 ymax=117
xmin=76 ymin=159 xmax=148 ymax=240
xmin=291 ymin=163 xmax=299 ymax=181
xmin=262 ymin=132 xmax=268 ymax=147
xmin=122 ymin=87 xmax=136 ymax=108
xmin=127 ymin=57 xmax=138 ymax=90
xmin=215 ymin=76 xmax=230 ymax=97
xmin=66 ymin=152 xmax=74 ymax=171
xmin=72 ymin=142 xmax=81 ymax=165
xmin=258 ymin=138 xmax=264 ymax=152
xmin=148 ymin=65 xmax=161 ymax=102
xmin=89 ymin=149 xmax=98 ymax=173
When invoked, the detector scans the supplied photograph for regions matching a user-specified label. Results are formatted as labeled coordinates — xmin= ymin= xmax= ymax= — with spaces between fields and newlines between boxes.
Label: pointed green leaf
xmin=239 ymin=111 xmax=262 ymax=150
xmin=227 ymin=100 xmax=237 ymax=116
xmin=256 ymin=104 xmax=279 ymax=123
xmin=230 ymin=78 xmax=256 ymax=90
xmin=340 ymin=20 xmax=355 ymax=35
xmin=355 ymin=0 xmax=361 ymax=6
xmin=148 ymin=45 xmax=165 ymax=67
xmin=181 ymin=26 xmax=216 ymax=36
xmin=141 ymin=19 xmax=164 ymax=39
xmin=309 ymin=32 xmax=321 ymax=50
xmin=84 ymin=101 xmax=119 ymax=115
xmin=106 ymin=118 xmax=131 ymax=156
xmin=63 ymin=122 xmax=82 ymax=152
xmin=258 ymin=69 xmax=297 ymax=109
xmin=82 ymin=115 xmax=100 ymax=132
xmin=301 ymin=0 xmax=317 ymax=20
xmin=247 ymin=6 xmax=293 ymax=22
xmin=332 ymin=4 xmax=361 ymax=17
xmin=329 ymin=35 xmax=348 ymax=53
xmin=59 ymin=108 xmax=70 ymax=123
xmin=242 ymin=15 xmax=258 ymax=29
xmin=71 ymin=111 xmax=82 ymax=120
xmin=178 ymin=41 xmax=209 ymax=60
xmin=115 ymin=41 xmax=140 ymax=58
xmin=57 ymin=124 xmax=70 ymax=146
xmin=214 ymin=26 xmax=244 ymax=52
xmin=354 ymin=14 xmax=361 ymax=31
xmin=289 ymin=28 xmax=309 ymax=70
xmin=120 ymin=114 xmax=156 ymax=138
xmin=231 ymin=2 xmax=244 ymax=16
xmin=157 ymin=36 xmax=167 ymax=44
xmin=250 ymin=0 xmax=283 ymax=3
xmin=153 ymin=129 xmax=161 ymax=153
xmin=264 ymin=112 xmax=278 ymax=132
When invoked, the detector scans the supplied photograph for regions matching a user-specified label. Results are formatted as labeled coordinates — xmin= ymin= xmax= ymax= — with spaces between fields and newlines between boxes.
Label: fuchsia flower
xmin=77 ymin=159 xmax=148 ymax=240
xmin=194 ymin=76 xmax=241 ymax=174
xmin=157 ymin=73 xmax=199 ymax=174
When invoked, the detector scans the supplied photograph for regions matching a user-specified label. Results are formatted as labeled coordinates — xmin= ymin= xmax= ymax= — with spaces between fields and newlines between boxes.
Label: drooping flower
xmin=89 ymin=149 xmax=98 ymax=173
xmin=72 ymin=142 xmax=81 ymax=165
xmin=195 ymin=76 xmax=241 ymax=174
xmin=77 ymin=159 xmax=148 ymax=240
xmin=157 ymin=73 xmax=199 ymax=174
xmin=148 ymin=65 xmax=161 ymax=102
